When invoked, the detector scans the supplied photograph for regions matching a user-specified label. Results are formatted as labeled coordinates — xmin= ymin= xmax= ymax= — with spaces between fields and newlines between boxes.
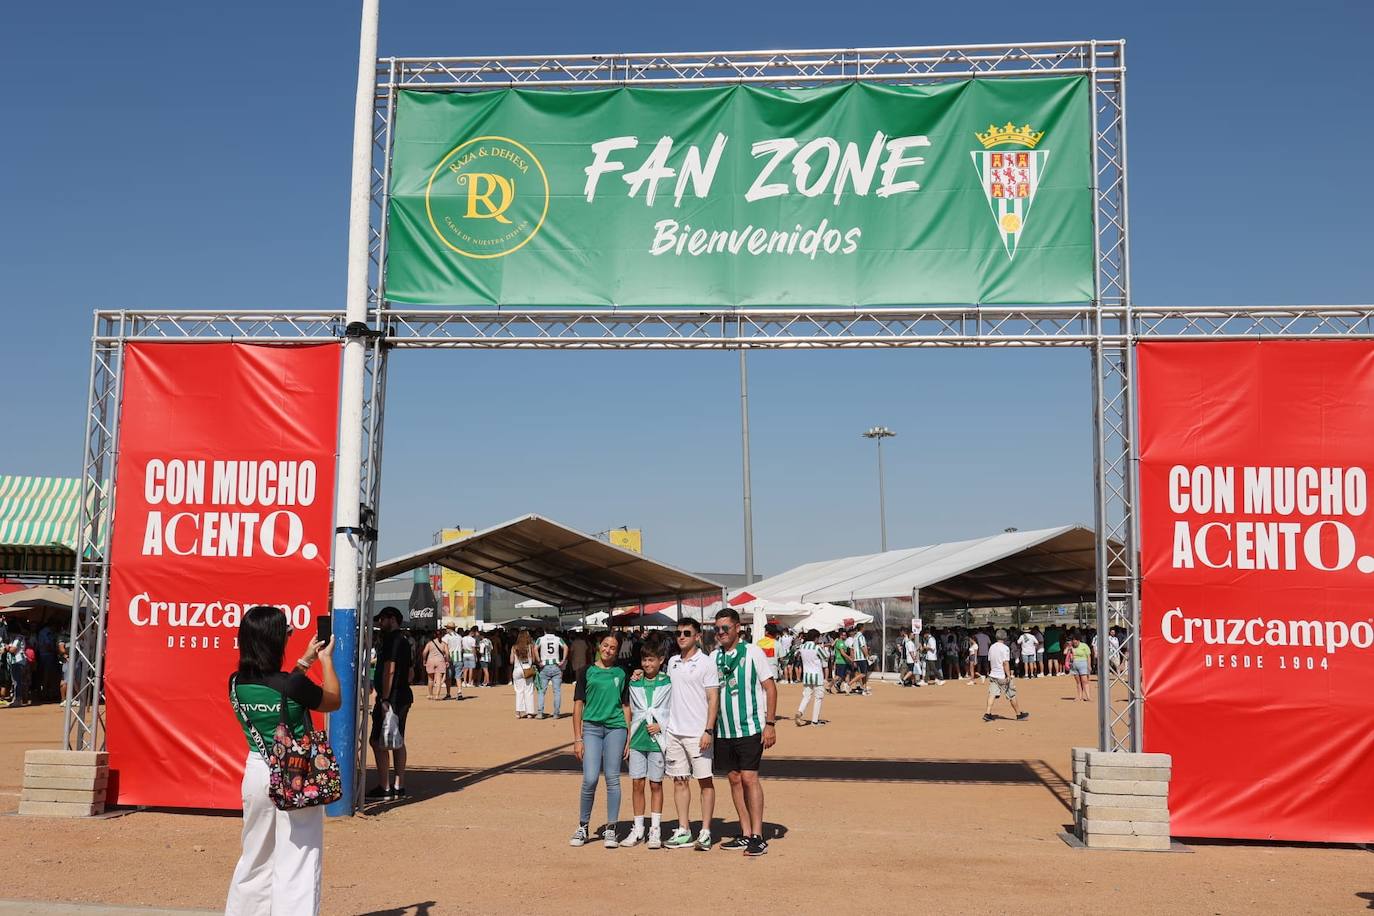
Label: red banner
xmin=1139 ymin=340 xmax=1374 ymax=841
xmin=104 ymin=343 xmax=340 ymax=808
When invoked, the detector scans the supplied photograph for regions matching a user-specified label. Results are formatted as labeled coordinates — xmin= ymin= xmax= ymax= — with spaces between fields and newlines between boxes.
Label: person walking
xmin=511 ymin=630 xmax=538 ymax=719
xmin=794 ymin=630 xmax=825 ymax=726
xmin=711 ymin=609 xmax=776 ymax=857
xmin=368 ymin=607 xmax=414 ymax=799
xmin=923 ymin=630 xmax=944 ymax=686
xmin=479 ymin=631 xmax=494 ymax=688
xmin=535 ymin=628 xmax=568 ymax=720
xmin=442 ymin=624 xmax=463 ymax=700
xmin=422 ymin=631 xmax=448 ymax=701
xmin=570 ymin=632 xmax=631 ymax=849
xmin=225 ymin=605 xmax=340 ymax=916
xmin=983 ymin=629 xmax=1029 ymax=723
xmin=661 ymin=618 xmax=719 ymax=851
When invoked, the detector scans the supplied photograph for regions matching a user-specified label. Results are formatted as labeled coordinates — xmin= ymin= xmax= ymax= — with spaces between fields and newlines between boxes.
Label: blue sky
xmin=3 ymin=1 xmax=1370 ymax=576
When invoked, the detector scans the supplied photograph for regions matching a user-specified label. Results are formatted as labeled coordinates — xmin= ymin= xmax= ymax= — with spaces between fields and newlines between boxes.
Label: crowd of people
xmin=0 ymin=617 xmax=68 ymax=708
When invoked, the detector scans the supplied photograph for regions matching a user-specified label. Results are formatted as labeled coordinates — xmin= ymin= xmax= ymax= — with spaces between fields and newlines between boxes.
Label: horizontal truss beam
xmin=93 ymin=306 xmax=1374 ymax=349
xmin=383 ymin=42 xmax=1122 ymax=90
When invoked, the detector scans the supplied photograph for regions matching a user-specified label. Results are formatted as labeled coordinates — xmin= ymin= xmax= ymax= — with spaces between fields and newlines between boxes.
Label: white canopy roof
xmin=744 ymin=525 xmax=1118 ymax=608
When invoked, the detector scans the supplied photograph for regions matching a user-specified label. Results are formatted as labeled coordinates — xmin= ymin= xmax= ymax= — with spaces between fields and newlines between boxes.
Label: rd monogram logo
xmin=425 ymin=135 xmax=549 ymax=259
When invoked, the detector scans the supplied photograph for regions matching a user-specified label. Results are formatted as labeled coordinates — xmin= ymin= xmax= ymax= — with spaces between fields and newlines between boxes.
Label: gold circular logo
xmin=424 ymin=136 xmax=549 ymax=260
xmin=999 ymin=212 xmax=1022 ymax=233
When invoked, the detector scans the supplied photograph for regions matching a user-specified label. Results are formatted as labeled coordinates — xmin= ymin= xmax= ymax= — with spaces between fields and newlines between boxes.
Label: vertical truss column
xmin=1091 ymin=344 xmax=1141 ymax=751
xmin=348 ymin=56 xmax=396 ymax=809
xmin=63 ymin=313 xmax=125 ymax=752
xmin=1090 ymin=40 xmax=1139 ymax=752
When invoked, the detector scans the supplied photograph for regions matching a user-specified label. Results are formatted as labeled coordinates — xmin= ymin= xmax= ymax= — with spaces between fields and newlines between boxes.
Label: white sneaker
xmin=695 ymin=828 xmax=712 ymax=851
xmin=647 ymin=829 xmax=662 ymax=849
xmin=664 ymin=827 xmax=694 ymax=849
xmin=569 ymin=825 xmax=590 ymax=847
xmin=621 ymin=826 xmax=644 ymax=848
xmin=603 ymin=827 xmax=619 ymax=848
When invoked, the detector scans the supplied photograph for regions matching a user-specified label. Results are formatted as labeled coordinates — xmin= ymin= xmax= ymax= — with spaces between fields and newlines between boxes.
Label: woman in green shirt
xmin=226 ymin=605 xmax=340 ymax=916
xmin=569 ymin=631 xmax=630 ymax=849
xmin=1068 ymin=634 xmax=1092 ymax=702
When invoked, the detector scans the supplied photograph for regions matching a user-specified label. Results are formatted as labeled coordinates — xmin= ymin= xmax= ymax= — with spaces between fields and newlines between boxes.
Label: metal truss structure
xmin=77 ymin=39 xmax=1371 ymax=772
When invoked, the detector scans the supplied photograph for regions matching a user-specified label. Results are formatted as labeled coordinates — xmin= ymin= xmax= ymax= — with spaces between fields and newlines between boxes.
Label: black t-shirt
xmin=373 ymin=630 xmax=414 ymax=706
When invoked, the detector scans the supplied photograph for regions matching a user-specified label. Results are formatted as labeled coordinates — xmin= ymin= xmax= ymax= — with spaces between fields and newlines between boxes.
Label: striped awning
xmin=0 ymin=476 xmax=112 ymax=579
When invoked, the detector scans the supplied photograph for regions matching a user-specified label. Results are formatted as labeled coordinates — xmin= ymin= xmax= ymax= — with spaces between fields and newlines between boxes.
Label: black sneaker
xmin=720 ymin=836 xmax=750 ymax=850
xmin=391 ymin=786 xmax=408 ymax=797
xmin=1016 ymin=712 xmax=1030 ymax=721
xmin=982 ymin=713 xmax=995 ymax=722
xmin=365 ymin=785 xmax=391 ymax=799
xmin=744 ymin=835 xmax=769 ymax=857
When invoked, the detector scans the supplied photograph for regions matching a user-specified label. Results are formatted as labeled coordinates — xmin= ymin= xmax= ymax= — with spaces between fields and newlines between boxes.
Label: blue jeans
xmin=537 ymin=664 xmax=562 ymax=716
xmin=578 ymin=722 xmax=626 ymax=827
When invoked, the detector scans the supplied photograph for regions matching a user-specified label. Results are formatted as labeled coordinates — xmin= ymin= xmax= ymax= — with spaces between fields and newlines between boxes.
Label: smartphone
xmin=316 ymin=615 xmax=332 ymax=644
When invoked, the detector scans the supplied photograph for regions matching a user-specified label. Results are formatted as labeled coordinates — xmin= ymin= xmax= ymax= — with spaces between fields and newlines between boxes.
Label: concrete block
xmin=1085 ymin=750 xmax=1171 ymax=768
xmin=1081 ymin=791 xmax=1169 ymax=809
xmin=23 ymin=750 xmax=108 ymax=766
xmin=21 ymin=772 xmax=107 ymax=791
xmin=1071 ymin=746 xmax=1092 ymax=762
xmin=1081 ymin=818 xmax=1171 ymax=837
xmin=1082 ymin=832 xmax=1171 ymax=851
xmin=18 ymin=800 xmax=101 ymax=818
xmin=20 ymin=786 xmax=107 ymax=804
xmin=24 ymin=764 xmax=103 ymax=780
xmin=1082 ymin=778 xmax=1170 ymax=796
xmin=1083 ymin=804 xmax=1169 ymax=823
xmin=1085 ymin=764 xmax=1172 ymax=782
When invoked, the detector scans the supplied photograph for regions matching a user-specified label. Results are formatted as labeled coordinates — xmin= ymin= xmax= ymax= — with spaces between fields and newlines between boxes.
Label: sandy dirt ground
xmin=2 ymin=676 xmax=1369 ymax=915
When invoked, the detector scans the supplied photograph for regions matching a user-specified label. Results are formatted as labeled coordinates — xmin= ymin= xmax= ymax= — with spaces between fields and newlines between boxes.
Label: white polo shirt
xmin=665 ymin=648 xmax=720 ymax=737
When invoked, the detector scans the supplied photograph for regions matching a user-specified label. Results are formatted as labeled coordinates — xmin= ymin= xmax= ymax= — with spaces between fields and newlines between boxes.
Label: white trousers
xmin=513 ymin=675 xmax=535 ymax=714
xmin=797 ymin=685 xmax=823 ymax=723
xmin=225 ymin=754 xmax=323 ymax=916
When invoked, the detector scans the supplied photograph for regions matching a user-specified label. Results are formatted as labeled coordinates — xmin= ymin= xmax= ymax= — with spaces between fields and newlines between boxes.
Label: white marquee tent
xmin=743 ymin=525 xmax=1118 ymax=610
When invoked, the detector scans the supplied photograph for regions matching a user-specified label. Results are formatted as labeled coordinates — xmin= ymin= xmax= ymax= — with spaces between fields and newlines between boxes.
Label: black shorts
xmin=856 ymin=660 xmax=871 ymax=675
xmin=715 ymin=733 xmax=764 ymax=773
xmin=369 ymin=701 xmax=410 ymax=744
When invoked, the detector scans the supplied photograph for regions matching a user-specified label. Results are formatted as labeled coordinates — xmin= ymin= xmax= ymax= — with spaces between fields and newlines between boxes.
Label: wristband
xmin=295 ymin=658 xmax=311 ymax=669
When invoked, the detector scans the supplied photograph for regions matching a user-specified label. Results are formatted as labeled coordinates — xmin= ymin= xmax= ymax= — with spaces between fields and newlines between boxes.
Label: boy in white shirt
xmin=923 ymin=632 xmax=943 ymax=685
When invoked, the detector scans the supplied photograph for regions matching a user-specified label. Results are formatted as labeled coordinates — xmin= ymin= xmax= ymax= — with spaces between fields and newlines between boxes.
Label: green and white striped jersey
xmin=712 ymin=642 xmax=773 ymax=738
xmin=798 ymin=641 xmax=824 ymax=686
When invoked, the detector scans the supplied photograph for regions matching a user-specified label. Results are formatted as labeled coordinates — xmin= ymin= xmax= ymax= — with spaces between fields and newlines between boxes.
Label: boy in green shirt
xmin=622 ymin=634 xmax=671 ymax=849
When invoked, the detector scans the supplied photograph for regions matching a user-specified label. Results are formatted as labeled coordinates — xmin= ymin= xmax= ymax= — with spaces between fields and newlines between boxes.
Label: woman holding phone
xmin=226 ymin=605 xmax=341 ymax=916
xmin=569 ymin=631 xmax=630 ymax=849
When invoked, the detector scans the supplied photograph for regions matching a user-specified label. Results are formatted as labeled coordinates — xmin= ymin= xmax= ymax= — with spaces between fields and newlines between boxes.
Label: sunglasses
xmin=675 ymin=630 xmax=696 ymax=638
xmin=713 ymin=625 xmax=733 ymax=633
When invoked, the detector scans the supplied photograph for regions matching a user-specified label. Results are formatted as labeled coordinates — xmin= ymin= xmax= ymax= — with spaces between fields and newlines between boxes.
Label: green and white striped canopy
xmin=0 ymin=476 xmax=107 ymax=575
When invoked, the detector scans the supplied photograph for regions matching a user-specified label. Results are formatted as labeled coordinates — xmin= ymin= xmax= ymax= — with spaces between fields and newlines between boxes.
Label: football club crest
xmin=971 ymin=122 xmax=1049 ymax=261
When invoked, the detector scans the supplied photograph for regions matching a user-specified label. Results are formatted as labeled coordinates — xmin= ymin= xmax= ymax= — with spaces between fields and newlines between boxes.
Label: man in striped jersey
xmin=793 ymin=629 xmax=825 ymax=726
xmin=711 ymin=608 xmax=777 ymax=857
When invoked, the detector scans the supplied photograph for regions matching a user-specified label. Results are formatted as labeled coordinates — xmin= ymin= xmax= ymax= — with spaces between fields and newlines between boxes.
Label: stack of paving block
xmin=19 ymin=749 xmax=108 ymax=817
xmin=1076 ymin=750 xmax=1172 ymax=849
xmin=1069 ymin=746 xmax=1091 ymax=832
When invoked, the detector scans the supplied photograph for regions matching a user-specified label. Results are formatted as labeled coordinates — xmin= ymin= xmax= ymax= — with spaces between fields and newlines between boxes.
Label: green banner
xmin=386 ymin=77 xmax=1092 ymax=307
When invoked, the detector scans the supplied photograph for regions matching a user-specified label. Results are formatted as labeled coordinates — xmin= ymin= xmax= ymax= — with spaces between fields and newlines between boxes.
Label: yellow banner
xmin=439 ymin=528 xmax=476 ymax=612
xmin=609 ymin=529 xmax=642 ymax=553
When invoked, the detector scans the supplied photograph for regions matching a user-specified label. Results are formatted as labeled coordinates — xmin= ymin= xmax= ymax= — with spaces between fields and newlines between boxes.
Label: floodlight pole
xmin=739 ymin=348 xmax=756 ymax=584
xmin=327 ymin=0 xmax=381 ymax=818
xmin=863 ymin=426 xmax=895 ymax=552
